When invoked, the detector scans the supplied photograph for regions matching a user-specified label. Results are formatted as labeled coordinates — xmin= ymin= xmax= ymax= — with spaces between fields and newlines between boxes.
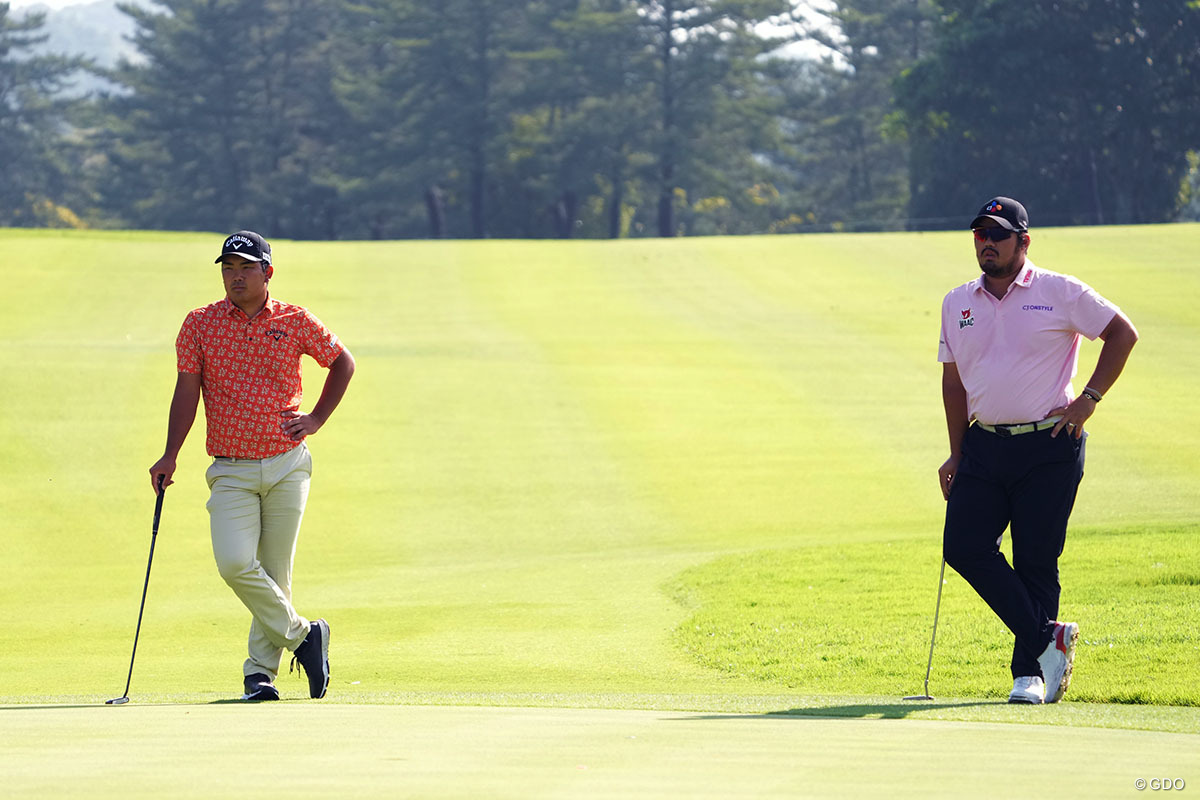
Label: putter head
xmin=105 ymin=697 xmax=130 ymax=705
xmin=902 ymin=694 xmax=934 ymax=701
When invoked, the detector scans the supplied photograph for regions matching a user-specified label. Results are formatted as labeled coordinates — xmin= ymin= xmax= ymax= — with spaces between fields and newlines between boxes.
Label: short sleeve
xmin=937 ymin=294 xmax=955 ymax=363
xmin=299 ymin=310 xmax=345 ymax=368
xmin=176 ymin=312 xmax=203 ymax=374
xmin=1066 ymin=279 xmax=1119 ymax=340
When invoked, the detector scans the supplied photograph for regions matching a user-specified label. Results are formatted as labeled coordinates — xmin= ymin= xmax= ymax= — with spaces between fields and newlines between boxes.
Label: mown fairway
xmin=1 ymin=226 xmax=1197 ymax=797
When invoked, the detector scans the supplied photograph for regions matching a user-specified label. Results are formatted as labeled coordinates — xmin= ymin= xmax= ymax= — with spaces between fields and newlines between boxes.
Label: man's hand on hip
xmin=1048 ymin=395 xmax=1096 ymax=439
xmin=281 ymin=410 xmax=322 ymax=441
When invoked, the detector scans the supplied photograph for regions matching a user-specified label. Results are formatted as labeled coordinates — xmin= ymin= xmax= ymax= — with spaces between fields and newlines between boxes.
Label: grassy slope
xmin=0 ymin=227 xmax=1196 ymax=721
xmin=671 ymin=526 xmax=1200 ymax=705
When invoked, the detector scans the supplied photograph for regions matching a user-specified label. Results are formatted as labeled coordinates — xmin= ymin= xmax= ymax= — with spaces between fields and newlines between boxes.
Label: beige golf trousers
xmin=205 ymin=442 xmax=312 ymax=680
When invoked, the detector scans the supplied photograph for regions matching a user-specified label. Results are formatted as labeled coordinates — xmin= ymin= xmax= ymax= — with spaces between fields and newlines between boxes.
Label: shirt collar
xmin=220 ymin=294 xmax=277 ymax=320
xmin=970 ymin=260 xmax=1038 ymax=295
xmin=1013 ymin=261 xmax=1037 ymax=288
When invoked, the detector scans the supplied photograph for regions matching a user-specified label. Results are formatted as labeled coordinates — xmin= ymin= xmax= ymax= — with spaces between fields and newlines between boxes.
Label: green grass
xmin=670 ymin=525 xmax=1200 ymax=705
xmin=1 ymin=226 xmax=1198 ymax=796
xmin=3 ymin=704 xmax=1196 ymax=799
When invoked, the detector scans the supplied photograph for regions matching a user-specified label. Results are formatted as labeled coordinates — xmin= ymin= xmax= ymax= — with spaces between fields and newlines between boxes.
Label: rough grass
xmin=669 ymin=525 xmax=1200 ymax=705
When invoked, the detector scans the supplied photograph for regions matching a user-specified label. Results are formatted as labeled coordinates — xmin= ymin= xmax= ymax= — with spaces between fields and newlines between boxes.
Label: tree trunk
xmin=1089 ymin=148 xmax=1105 ymax=226
xmin=470 ymin=157 xmax=486 ymax=238
xmin=608 ymin=171 xmax=623 ymax=239
xmin=425 ymin=184 xmax=445 ymax=238
xmin=656 ymin=0 xmax=677 ymax=237
xmin=657 ymin=185 xmax=674 ymax=238
xmin=469 ymin=10 xmax=492 ymax=239
xmin=553 ymin=190 xmax=578 ymax=238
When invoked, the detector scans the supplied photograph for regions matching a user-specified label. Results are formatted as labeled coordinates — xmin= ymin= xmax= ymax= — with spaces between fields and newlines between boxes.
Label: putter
xmin=107 ymin=475 xmax=167 ymax=706
xmin=903 ymin=557 xmax=946 ymax=701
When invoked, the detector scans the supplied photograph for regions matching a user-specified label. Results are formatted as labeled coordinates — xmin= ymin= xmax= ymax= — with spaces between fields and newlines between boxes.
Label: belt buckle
xmin=993 ymin=424 xmax=1013 ymax=438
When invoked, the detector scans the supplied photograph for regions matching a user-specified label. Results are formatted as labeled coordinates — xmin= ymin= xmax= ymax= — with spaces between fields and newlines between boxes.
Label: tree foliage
xmin=0 ymin=3 xmax=88 ymax=226
xmin=770 ymin=0 xmax=937 ymax=231
xmin=3 ymin=0 xmax=1199 ymax=237
xmin=95 ymin=0 xmax=345 ymax=236
xmin=634 ymin=0 xmax=794 ymax=235
xmin=894 ymin=0 xmax=1200 ymax=228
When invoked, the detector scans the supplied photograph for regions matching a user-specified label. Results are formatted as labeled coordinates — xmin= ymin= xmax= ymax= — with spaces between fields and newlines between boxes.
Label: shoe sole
xmin=242 ymin=686 xmax=280 ymax=702
xmin=311 ymin=618 xmax=330 ymax=699
xmin=1047 ymin=623 xmax=1079 ymax=703
xmin=1007 ymin=696 xmax=1044 ymax=705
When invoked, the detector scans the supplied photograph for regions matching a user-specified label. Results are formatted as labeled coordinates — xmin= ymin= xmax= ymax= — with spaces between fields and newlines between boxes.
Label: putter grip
xmin=152 ymin=475 xmax=165 ymax=533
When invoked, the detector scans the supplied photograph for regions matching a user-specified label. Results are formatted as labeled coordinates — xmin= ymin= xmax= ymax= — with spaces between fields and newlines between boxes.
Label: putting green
xmin=2 ymin=703 xmax=1196 ymax=798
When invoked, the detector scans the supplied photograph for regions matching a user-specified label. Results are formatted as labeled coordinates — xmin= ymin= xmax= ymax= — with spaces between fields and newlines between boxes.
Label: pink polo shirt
xmin=937 ymin=260 xmax=1119 ymax=425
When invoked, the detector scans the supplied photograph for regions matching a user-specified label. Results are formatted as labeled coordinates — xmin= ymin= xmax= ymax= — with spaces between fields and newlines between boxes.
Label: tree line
xmin=3 ymin=0 xmax=1199 ymax=240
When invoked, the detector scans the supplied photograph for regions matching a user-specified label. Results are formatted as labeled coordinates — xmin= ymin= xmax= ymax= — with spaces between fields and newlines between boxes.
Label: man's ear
xmin=265 ymin=264 xmax=274 ymax=281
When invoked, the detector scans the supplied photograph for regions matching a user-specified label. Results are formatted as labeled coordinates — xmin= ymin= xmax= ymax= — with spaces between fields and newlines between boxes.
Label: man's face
xmin=221 ymin=255 xmax=271 ymax=303
xmin=973 ymin=220 xmax=1026 ymax=279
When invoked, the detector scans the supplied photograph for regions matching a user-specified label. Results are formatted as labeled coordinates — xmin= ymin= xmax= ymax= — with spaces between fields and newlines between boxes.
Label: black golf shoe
xmin=242 ymin=673 xmax=280 ymax=702
xmin=290 ymin=618 xmax=330 ymax=699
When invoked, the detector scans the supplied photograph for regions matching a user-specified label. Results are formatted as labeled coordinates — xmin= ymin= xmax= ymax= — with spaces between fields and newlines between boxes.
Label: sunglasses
xmin=972 ymin=228 xmax=1022 ymax=243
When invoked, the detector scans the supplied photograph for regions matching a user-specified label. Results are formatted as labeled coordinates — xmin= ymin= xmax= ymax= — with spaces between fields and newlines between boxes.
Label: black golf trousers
xmin=942 ymin=423 xmax=1086 ymax=679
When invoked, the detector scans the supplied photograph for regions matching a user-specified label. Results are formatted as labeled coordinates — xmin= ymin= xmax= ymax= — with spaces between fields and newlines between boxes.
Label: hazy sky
xmin=9 ymin=0 xmax=93 ymax=8
xmin=6 ymin=0 xmax=833 ymax=62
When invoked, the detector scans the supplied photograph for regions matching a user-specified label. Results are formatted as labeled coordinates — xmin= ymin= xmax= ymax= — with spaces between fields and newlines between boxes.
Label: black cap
xmin=970 ymin=197 xmax=1029 ymax=232
xmin=215 ymin=230 xmax=272 ymax=264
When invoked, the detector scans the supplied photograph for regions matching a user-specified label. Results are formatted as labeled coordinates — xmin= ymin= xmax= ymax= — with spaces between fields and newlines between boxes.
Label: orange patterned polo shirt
xmin=176 ymin=296 xmax=345 ymax=459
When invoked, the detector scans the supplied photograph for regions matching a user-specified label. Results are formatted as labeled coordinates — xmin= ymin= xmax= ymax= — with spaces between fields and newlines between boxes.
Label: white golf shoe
xmin=1008 ymin=675 xmax=1045 ymax=704
xmin=1037 ymin=621 xmax=1079 ymax=703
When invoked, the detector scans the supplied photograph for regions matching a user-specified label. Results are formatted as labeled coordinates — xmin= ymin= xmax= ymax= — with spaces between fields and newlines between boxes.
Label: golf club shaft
xmin=921 ymin=557 xmax=947 ymax=697
xmin=118 ymin=477 xmax=166 ymax=700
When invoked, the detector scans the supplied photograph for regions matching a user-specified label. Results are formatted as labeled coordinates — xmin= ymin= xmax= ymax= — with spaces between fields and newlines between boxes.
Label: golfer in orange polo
xmin=149 ymin=231 xmax=355 ymax=701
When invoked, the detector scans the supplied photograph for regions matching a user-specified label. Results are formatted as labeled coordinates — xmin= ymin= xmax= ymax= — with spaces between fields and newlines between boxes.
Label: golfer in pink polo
xmin=937 ymin=197 xmax=1138 ymax=704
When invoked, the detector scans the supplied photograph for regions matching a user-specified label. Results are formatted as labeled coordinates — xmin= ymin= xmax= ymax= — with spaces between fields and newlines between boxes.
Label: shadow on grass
xmin=0 ymin=705 xmax=107 ymax=711
xmin=0 ymin=699 xmax=303 ymax=710
xmin=679 ymin=700 xmax=1003 ymax=722
xmin=769 ymin=701 xmax=1002 ymax=719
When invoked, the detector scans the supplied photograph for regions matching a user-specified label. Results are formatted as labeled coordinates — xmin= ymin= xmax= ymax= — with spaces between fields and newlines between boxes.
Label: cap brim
xmin=215 ymin=253 xmax=265 ymax=263
xmin=970 ymin=214 xmax=1019 ymax=231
